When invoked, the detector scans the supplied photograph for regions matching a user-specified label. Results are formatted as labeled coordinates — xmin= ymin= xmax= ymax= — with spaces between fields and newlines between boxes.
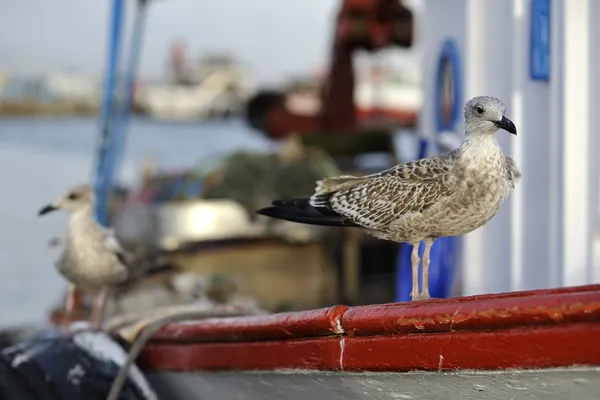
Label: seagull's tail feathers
xmin=256 ymin=197 xmax=358 ymax=227
xmin=257 ymin=174 xmax=370 ymax=227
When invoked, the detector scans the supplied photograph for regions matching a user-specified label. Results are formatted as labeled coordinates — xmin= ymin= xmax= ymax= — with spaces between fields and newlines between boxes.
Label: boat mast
xmin=94 ymin=0 xmax=149 ymax=225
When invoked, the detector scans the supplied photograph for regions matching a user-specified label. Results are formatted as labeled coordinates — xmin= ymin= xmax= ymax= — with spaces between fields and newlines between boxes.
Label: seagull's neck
xmin=456 ymin=132 xmax=504 ymax=164
xmin=460 ymin=132 xmax=501 ymax=153
xmin=68 ymin=204 xmax=96 ymax=229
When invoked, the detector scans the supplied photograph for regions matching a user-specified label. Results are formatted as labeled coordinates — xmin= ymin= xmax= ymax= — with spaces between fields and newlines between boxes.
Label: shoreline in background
xmin=0 ymin=101 xmax=243 ymax=122
xmin=0 ymin=101 xmax=144 ymax=117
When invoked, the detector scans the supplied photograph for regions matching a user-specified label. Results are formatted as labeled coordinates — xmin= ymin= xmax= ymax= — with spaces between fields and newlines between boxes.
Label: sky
xmin=0 ymin=0 xmax=342 ymax=84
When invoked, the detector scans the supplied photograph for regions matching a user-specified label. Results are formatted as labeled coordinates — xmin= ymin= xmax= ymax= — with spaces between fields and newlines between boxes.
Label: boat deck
xmin=147 ymin=368 xmax=600 ymax=400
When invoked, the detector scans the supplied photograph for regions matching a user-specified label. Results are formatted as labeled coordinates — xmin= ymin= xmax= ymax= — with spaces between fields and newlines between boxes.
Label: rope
xmin=106 ymin=307 xmax=263 ymax=400
xmin=95 ymin=0 xmax=148 ymax=225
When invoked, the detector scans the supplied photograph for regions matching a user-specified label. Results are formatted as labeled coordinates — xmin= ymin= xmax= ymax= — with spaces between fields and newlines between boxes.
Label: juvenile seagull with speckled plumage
xmin=257 ymin=96 xmax=521 ymax=301
xmin=38 ymin=184 xmax=134 ymax=329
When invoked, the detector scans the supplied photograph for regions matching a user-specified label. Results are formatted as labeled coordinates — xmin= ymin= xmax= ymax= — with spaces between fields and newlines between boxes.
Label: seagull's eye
xmin=67 ymin=193 xmax=78 ymax=200
xmin=476 ymin=106 xmax=484 ymax=114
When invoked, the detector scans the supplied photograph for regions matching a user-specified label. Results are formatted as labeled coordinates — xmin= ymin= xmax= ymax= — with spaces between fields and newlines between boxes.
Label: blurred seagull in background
xmin=39 ymin=184 xmax=133 ymax=329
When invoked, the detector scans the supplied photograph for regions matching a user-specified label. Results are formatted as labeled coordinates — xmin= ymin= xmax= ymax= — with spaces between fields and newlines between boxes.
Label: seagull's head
xmin=464 ymin=96 xmax=517 ymax=136
xmin=38 ymin=184 xmax=95 ymax=216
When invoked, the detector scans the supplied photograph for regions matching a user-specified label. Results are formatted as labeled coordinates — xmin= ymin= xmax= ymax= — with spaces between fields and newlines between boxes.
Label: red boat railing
xmin=138 ymin=284 xmax=600 ymax=372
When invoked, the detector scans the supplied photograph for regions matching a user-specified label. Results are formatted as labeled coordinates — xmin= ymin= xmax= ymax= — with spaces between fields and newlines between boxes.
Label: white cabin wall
xmin=560 ymin=0 xmax=597 ymax=286
xmin=420 ymin=0 xmax=600 ymax=296
xmin=418 ymin=0 xmax=467 ymax=140
xmin=590 ymin=0 xmax=600 ymax=282
xmin=511 ymin=0 xmax=554 ymax=291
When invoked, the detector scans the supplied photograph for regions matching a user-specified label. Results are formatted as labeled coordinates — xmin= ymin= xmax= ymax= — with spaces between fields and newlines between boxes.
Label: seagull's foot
xmin=410 ymin=291 xmax=432 ymax=302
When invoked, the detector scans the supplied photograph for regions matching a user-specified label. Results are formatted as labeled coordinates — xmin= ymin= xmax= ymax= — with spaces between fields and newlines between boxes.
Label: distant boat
xmin=139 ymin=53 xmax=254 ymax=122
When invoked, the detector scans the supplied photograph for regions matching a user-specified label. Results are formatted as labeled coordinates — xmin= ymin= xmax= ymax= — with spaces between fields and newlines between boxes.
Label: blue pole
xmin=95 ymin=0 xmax=126 ymax=226
xmin=105 ymin=0 xmax=149 ymax=200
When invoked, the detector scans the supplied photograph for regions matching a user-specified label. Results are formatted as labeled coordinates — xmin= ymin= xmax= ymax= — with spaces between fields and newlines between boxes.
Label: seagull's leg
xmin=90 ymin=287 xmax=110 ymax=330
xmin=61 ymin=284 xmax=76 ymax=333
xmin=409 ymin=242 xmax=421 ymax=301
xmin=418 ymin=237 xmax=436 ymax=300
xmin=64 ymin=284 xmax=76 ymax=320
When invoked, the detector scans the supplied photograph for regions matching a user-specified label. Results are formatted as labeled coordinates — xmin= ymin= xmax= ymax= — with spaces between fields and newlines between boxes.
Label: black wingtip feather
xmin=256 ymin=198 xmax=358 ymax=227
xmin=271 ymin=198 xmax=310 ymax=207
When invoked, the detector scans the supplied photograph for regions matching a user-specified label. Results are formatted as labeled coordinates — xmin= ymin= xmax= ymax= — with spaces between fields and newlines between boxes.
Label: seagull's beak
xmin=494 ymin=115 xmax=517 ymax=135
xmin=38 ymin=204 xmax=58 ymax=216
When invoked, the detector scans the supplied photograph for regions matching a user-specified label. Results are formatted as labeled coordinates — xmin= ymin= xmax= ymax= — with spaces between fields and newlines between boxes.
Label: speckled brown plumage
xmin=39 ymin=184 xmax=134 ymax=329
xmin=258 ymin=96 xmax=520 ymax=301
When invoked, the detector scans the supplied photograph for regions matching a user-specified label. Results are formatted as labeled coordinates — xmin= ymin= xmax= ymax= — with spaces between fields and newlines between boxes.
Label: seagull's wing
xmin=102 ymin=228 xmax=176 ymax=289
xmin=257 ymin=157 xmax=454 ymax=230
xmin=101 ymin=227 xmax=133 ymax=268
xmin=505 ymin=156 xmax=521 ymax=185
xmin=54 ymin=248 xmax=73 ymax=270
xmin=314 ymin=158 xmax=454 ymax=230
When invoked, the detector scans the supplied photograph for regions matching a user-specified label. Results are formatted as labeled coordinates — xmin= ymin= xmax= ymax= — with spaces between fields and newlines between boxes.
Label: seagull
xmin=38 ymin=184 xmax=133 ymax=329
xmin=257 ymin=96 xmax=521 ymax=301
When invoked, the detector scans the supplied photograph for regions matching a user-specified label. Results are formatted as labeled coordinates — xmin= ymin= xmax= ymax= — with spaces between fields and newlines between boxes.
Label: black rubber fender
xmin=0 ymin=328 xmax=156 ymax=400
xmin=0 ymin=351 xmax=42 ymax=400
